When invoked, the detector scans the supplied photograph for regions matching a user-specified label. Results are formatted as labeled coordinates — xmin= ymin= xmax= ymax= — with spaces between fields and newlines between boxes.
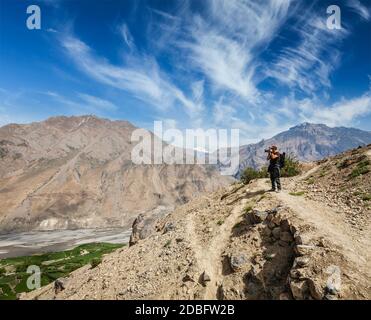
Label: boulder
xmin=54 ymin=279 xmax=65 ymax=294
xmin=307 ymin=278 xmax=324 ymax=300
xmin=294 ymin=244 xmax=317 ymax=256
xmin=267 ymin=207 xmax=279 ymax=215
xmin=290 ymin=224 xmax=297 ymax=234
xmin=163 ymin=222 xmax=176 ymax=233
xmin=294 ymin=256 xmax=310 ymax=268
xmin=290 ymin=269 xmax=303 ymax=279
xmin=230 ymin=254 xmax=247 ymax=271
xmin=325 ymin=265 xmax=341 ymax=295
xmin=262 ymin=228 xmax=272 ymax=237
xmin=290 ymin=280 xmax=308 ymax=300
xmin=271 ymin=214 xmax=282 ymax=225
xmin=272 ymin=227 xmax=281 ymax=239
xmin=268 ymin=221 xmax=276 ymax=229
xmin=280 ymin=219 xmax=291 ymax=232
xmin=294 ymin=232 xmax=312 ymax=245
xmin=182 ymin=274 xmax=195 ymax=282
xmin=201 ymin=271 xmax=211 ymax=285
xmin=280 ymin=231 xmax=294 ymax=243
xmin=278 ymin=240 xmax=289 ymax=247
xmin=129 ymin=214 xmax=145 ymax=246
xmin=248 ymin=210 xmax=268 ymax=224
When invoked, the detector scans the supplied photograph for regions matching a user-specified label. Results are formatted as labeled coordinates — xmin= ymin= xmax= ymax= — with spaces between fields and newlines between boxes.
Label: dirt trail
xmin=20 ymin=146 xmax=371 ymax=300
xmin=256 ymin=178 xmax=370 ymax=280
xmin=186 ymin=198 xmax=248 ymax=299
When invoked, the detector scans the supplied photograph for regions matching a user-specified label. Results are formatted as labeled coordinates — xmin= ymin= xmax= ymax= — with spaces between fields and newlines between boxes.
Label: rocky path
xmin=256 ymin=177 xmax=370 ymax=291
xmin=186 ymin=198 xmax=248 ymax=299
xmin=20 ymin=149 xmax=371 ymax=300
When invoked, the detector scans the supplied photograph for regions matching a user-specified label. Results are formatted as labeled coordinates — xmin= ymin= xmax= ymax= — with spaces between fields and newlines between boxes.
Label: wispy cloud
xmin=45 ymin=91 xmax=118 ymax=115
xmin=119 ymin=23 xmax=135 ymax=50
xmin=41 ymin=0 xmax=371 ymax=144
xmin=347 ymin=0 xmax=370 ymax=21
xmin=265 ymin=14 xmax=348 ymax=93
xmin=176 ymin=0 xmax=293 ymax=102
xmin=78 ymin=93 xmax=118 ymax=111
xmin=275 ymin=90 xmax=371 ymax=127
xmin=60 ymin=35 xmax=202 ymax=117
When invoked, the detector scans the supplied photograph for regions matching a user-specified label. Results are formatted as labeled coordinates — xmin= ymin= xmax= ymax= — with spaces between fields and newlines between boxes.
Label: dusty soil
xmin=21 ymin=146 xmax=371 ymax=300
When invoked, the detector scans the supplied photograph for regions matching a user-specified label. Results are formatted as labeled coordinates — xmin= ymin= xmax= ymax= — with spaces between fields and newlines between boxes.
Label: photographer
xmin=266 ymin=145 xmax=281 ymax=192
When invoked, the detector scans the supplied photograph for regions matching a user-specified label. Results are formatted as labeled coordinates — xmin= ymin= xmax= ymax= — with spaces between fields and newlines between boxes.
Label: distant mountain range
xmin=237 ymin=122 xmax=371 ymax=175
xmin=1 ymin=116 xmax=370 ymax=233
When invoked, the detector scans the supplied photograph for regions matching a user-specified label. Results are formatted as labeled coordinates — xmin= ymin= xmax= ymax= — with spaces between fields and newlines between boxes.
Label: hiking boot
xmin=275 ymin=189 xmax=281 ymax=193
xmin=268 ymin=189 xmax=276 ymax=192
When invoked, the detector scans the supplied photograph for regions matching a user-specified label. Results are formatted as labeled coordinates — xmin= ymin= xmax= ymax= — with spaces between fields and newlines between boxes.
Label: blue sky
xmin=0 ymin=0 xmax=370 ymax=144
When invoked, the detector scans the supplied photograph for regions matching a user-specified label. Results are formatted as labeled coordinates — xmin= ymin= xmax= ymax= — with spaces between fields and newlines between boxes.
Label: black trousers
xmin=269 ymin=167 xmax=281 ymax=190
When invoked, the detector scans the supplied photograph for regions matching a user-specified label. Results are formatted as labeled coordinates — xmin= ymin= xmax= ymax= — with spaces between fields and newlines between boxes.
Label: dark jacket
xmin=268 ymin=152 xmax=280 ymax=172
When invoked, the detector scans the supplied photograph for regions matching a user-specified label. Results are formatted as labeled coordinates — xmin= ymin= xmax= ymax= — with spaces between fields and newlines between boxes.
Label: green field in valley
xmin=0 ymin=242 xmax=123 ymax=300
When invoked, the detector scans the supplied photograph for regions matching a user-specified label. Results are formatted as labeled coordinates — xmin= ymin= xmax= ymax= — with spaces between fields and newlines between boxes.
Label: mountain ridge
xmin=237 ymin=122 xmax=371 ymax=175
xmin=1 ymin=115 xmax=370 ymax=233
xmin=0 ymin=115 xmax=230 ymax=234
xmin=21 ymin=145 xmax=371 ymax=300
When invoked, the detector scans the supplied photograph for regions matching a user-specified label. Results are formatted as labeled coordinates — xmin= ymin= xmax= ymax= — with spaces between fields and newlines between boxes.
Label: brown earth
xmin=21 ymin=146 xmax=371 ymax=300
xmin=0 ymin=115 xmax=230 ymax=233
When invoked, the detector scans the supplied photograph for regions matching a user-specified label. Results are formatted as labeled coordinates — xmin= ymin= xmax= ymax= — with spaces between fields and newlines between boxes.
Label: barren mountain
xmin=22 ymin=145 xmax=370 ymax=300
xmin=0 ymin=116 xmax=230 ymax=233
xmin=238 ymin=123 xmax=371 ymax=175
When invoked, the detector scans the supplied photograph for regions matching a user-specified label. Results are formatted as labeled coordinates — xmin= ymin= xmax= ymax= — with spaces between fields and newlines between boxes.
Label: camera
xmin=264 ymin=148 xmax=272 ymax=153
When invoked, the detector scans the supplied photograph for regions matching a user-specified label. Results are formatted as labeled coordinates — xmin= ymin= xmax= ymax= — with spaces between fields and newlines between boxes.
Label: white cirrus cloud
xmin=347 ymin=0 xmax=370 ymax=20
xmin=265 ymin=15 xmax=348 ymax=93
xmin=60 ymin=35 xmax=203 ymax=116
xmin=78 ymin=93 xmax=118 ymax=111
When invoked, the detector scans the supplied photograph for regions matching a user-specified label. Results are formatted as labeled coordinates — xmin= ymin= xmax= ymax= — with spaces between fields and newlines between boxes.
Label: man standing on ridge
xmin=267 ymin=145 xmax=282 ymax=192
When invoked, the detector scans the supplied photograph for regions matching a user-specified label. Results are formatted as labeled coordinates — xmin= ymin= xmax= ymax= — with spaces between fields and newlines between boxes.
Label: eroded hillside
xmin=0 ymin=116 xmax=229 ymax=233
xmin=21 ymin=146 xmax=371 ymax=300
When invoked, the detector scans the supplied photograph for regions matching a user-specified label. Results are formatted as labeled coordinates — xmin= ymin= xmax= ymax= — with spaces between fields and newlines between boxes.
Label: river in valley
xmin=0 ymin=228 xmax=132 ymax=259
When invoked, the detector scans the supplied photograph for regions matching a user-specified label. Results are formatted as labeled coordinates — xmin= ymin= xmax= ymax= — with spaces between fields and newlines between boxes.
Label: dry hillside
xmin=0 ymin=116 xmax=229 ymax=233
xmin=22 ymin=145 xmax=370 ymax=300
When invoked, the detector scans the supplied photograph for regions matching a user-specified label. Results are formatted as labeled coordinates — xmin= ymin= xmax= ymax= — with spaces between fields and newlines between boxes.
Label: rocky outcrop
xmin=246 ymin=206 xmax=342 ymax=300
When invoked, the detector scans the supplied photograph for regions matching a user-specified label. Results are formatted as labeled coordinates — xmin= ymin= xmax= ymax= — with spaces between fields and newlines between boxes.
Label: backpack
xmin=279 ymin=152 xmax=286 ymax=168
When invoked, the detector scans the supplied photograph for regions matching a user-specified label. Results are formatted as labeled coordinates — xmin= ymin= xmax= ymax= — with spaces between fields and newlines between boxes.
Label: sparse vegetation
xmin=164 ymin=240 xmax=172 ymax=248
xmin=217 ymin=220 xmax=224 ymax=226
xmin=349 ymin=160 xmax=370 ymax=179
xmin=0 ymin=242 xmax=123 ymax=300
xmin=241 ymin=154 xmax=301 ymax=184
xmin=289 ymin=191 xmax=305 ymax=196
xmin=306 ymin=177 xmax=315 ymax=185
xmin=319 ymin=169 xmax=328 ymax=177
xmin=361 ymin=194 xmax=371 ymax=201
xmin=280 ymin=154 xmax=301 ymax=177
xmin=241 ymin=167 xmax=267 ymax=184
xmin=90 ymin=257 xmax=102 ymax=269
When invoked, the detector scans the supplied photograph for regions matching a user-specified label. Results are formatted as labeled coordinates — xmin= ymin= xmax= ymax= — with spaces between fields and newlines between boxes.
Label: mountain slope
xmin=21 ymin=145 xmax=371 ymax=300
xmin=0 ymin=116 xmax=230 ymax=233
xmin=238 ymin=123 xmax=371 ymax=174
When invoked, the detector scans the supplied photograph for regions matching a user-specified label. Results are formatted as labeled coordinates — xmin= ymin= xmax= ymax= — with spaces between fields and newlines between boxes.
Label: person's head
xmin=271 ymin=145 xmax=278 ymax=152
